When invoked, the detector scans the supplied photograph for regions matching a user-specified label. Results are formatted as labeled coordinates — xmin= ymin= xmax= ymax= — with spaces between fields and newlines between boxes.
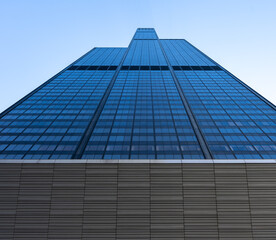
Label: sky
xmin=0 ymin=0 xmax=275 ymax=113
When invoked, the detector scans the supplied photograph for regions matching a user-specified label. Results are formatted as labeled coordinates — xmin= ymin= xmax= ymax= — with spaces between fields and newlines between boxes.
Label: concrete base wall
xmin=0 ymin=163 xmax=276 ymax=239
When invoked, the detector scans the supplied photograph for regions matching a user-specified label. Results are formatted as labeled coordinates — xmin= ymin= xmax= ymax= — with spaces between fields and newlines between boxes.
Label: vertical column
xmin=72 ymin=36 xmax=135 ymax=159
xmin=158 ymin=37 xmax=212 ymax=159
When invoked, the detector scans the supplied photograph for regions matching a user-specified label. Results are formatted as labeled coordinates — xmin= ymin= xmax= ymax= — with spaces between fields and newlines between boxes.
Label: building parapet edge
xmin=0 ymin=159 xmax=275 ymax=164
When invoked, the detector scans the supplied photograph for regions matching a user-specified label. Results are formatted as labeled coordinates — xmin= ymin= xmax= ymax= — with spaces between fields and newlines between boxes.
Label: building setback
xmin=0 ymin=28 xmax=275 ymax=239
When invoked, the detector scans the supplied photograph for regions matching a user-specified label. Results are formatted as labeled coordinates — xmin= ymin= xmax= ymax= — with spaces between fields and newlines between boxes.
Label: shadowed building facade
xmin=0 ymin=28 xmax=275 ymax=239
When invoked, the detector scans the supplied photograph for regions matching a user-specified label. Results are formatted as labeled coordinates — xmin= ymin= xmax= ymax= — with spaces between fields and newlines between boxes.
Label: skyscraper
xmin=0 ymin=28 xmax=275 ymax=239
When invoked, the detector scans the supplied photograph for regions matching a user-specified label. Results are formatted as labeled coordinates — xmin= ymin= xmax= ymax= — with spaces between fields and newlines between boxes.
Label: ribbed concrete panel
xmin=215 ymin=164 xmax=252 ymax=239
xmin=83 ymin=163 xmax=117 ymax=239
xmin=14 ymin=163 xmax=54 ymax=239
xmin=246 ymin=164 xmax=276 ymax=239
xmin=151 ymin=163 xmax=184 ymax=240
xmin=0 ymin=163 xmax=276 ymax=239
xmin=49 ymin=164 xmax=85 ymax=239
xmin=117 ymin=164 xmax=150 ymax=239
xmin=183 ymin=164 xmax=218 ymax=239
xmin=0 ymin=164 xmax=21 ymax=239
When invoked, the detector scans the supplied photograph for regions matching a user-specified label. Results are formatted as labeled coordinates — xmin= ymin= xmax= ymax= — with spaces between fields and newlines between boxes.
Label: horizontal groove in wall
xmin=1 ymin=163 xmax=276 ymax=239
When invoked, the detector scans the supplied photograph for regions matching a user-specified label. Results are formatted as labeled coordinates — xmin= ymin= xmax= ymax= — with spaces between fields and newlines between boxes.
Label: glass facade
xmin=160 ymin=39 xmax=216 ymax=66
xmin=0 ymin=28 xmax=275 ymax=159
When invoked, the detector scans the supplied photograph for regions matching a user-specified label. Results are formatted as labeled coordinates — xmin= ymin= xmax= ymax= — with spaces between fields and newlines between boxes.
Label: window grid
xmin=161 ymin=40 xmax=216 ymax=66
xmin=0 ymin=28 xmax=275 ymax=160
xmin=82 ymin=70 xmax=204 ymax=159
xmin=175 ymin=70 xmax=276 ymax=159
xmin=123 ymin=40 xmax=167 ymax=66
xmin=0 ymin=70 xmax=116 ymax=159
xmin=75 ymin=48 xmax=127 ymax=66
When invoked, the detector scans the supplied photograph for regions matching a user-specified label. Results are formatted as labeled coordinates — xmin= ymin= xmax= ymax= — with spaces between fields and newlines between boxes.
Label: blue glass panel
xmin=133 ymin=28 xmax=158 ymax=40
xmin=123 ymin=40 xmax=167 ymax=66
xmin=160 ymin=40 xmax=216 ymax=66
xmin=0 ymin=69 xmax=116 ymax=159
xmin=75 ymin=48 xmax=126 ymax=66
xmin=82 ymin=70 xmax=204 ymax=159
xmin=175 ymin=70 xmax=276 ymax=159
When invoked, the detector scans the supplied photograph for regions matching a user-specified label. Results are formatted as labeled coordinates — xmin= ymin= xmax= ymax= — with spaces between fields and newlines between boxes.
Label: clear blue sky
xmin=0 ymin=0 xmax=275 ymax=112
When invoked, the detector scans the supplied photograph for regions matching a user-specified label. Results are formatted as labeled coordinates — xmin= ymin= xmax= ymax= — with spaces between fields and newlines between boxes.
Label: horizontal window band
xmin=68 ymin=65 xmax=118 ymax=71
xmin=172 ymin=66 xmax=222 ymax=71
xmin=133 ymin=38 xmax=158 ymax=40
xmin=121 ymin=66 xmax=170 ymax=71
xmin=67 ymin=65 xmax=222 ymax=71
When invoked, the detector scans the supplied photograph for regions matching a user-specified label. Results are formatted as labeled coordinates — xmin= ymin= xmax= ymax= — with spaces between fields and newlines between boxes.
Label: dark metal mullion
xmin=157 ymin=39 xmax=213 ymax=159
xmin=124 ymin=35 xmax=139 ymax=159
xmin=128 ymin=72 xmax=139 ymax=159
xmin=72 ymin=40 xmax=135 ymax=159
xmin=123 ymin=37 xmax=140 ymax=159
xmin=101 ymin=71 xmax=129 ymax=159
xmin=150 ymin=71 xmax=158 ymax=159
xmin=160 ymin=71 xmax=183 ymax=158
